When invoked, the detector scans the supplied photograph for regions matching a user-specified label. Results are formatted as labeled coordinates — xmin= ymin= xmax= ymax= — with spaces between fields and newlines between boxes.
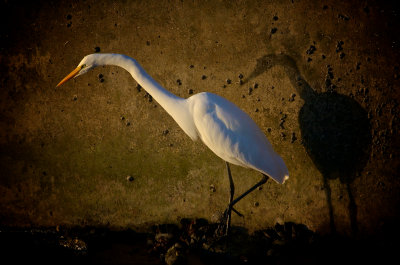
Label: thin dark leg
xmin=230 ymin=174 xmax=269 ymax=208
xmin=225 ymin=162 xmax=234 ymax=235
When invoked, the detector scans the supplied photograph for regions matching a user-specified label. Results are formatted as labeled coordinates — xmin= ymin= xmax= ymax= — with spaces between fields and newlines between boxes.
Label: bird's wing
xmin=192 ymin=93 xmax=268 ymax=166
xmin=191 ymin=93 xmax=288 ymax=183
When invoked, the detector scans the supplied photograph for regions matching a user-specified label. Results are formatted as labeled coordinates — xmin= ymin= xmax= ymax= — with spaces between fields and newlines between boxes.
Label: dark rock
xmin=306 ymin=45 xmax=316 ymax=55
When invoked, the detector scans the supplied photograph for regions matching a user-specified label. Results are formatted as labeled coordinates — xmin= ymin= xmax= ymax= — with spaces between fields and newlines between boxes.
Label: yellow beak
xmin=56 ymin=67 xmax=81 ymax=87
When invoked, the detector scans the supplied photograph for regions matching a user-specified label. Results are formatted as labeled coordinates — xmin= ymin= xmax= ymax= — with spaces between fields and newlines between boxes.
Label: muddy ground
xmin=0 ymin=0 xmax=400 ymax=263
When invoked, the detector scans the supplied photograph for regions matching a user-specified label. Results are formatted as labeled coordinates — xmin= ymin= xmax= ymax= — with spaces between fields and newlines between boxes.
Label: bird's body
xmin=189 ymin=92 xmax=288 ymax=183
xmin=57 ymin=53 xmax=289 ymax=235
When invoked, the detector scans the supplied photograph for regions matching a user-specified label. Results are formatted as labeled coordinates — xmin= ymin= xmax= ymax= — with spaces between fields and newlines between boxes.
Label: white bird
xmin=57 ymin=53 xmax=289 ymax=235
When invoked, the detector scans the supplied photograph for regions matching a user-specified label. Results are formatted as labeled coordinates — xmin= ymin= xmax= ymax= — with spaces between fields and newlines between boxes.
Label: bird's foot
xmin=215 ymin=206 xmax=244 ymax=237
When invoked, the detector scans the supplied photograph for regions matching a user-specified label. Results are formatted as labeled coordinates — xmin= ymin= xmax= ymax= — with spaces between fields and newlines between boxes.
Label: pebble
xmin=126 ymin=175 xmax=134 ymax=182
xmin=94 ymin=46 xmax=101 ymax=53
xmin=144 ymin=92 xmax=153 ymax=102
xmin=336 ymin=41 xmax=344 ymax=53
xmin=291 ymin=132 xmax=297 ymax=143
xmin=271 ymin=28 xmax=277 ymax=34
xmin=306 ymin=45 xmax=316 ymax=55
xmin=209 ymin=184 xmax=216 ymax=193
xmin=288 ymin=93 xmax=296 ymax=102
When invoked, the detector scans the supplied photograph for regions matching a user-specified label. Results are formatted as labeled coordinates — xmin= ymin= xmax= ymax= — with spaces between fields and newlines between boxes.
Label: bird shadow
xmin=243 ymin=54 xmax=371 ymax=236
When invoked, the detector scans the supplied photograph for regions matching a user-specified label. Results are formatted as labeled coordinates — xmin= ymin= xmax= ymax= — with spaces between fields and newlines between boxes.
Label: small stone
xmin=189 ymin=65 xmax=194 ymax=68
xmin=306 ymin=45 xmax=316 ymax=55
xmin=94 ymin=46 xmax=100 ymax=53
xmin=201 ymin=75 xmax=207 ymax=80
xmin=273 ymin=15 xmax=278 ymax=21
xmin=271 ymin=27 xmax=277 ymax=34
xmin=336 ymin=41 xmax=343 ymax=53
xmin=126 ymin=175 xmax=134 ymax=182
xmin=210 ymin=184 xmax=216 ymax=193
xmin=188 ymin=89 xmax=193 ymax=94
xmin=288 ymin=93 xmax=296 ymax=102
xmin=338 ymin=14 xmax=349 ymax=21
xmin=162 ymin=129 xmax=169 ymax=136
xmin=66 ymin=14 xmax=72 ymax=20
xmin=254 ymin=202 xmax=259 ymax=207
xmin=226 ymin=79 xmax=231 ymax=84
xmin=291 ymin=132 xmax=297 ymax=143
xmin=136 ymin=84 xmax=142 ymax=92
xmin=238 ymin=73 xmax=243 ymax=79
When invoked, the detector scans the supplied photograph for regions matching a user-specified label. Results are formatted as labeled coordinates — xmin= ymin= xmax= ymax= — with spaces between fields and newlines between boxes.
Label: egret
xmin=56 ymin=53 xmax=289 ymax=235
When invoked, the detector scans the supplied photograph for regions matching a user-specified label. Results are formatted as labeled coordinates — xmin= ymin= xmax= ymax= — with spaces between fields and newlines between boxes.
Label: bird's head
xmin=56 ymin=54 xmax=99 ymax=87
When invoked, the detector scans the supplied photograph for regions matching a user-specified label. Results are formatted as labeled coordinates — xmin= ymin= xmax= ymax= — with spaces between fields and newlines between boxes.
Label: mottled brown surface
xmin=0 ymin=0 xmax=399 ymax=238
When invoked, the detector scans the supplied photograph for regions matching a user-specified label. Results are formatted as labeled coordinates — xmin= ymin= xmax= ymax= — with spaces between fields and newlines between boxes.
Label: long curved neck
xmin=92 ymin=53 xmax=198 ymax=140
xmin=96 ymin=53 xmax=183 ymax=108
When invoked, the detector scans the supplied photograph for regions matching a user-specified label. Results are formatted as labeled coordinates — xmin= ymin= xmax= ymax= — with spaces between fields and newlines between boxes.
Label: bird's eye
xmin=81 ymin=64 xmax=86 ymax=69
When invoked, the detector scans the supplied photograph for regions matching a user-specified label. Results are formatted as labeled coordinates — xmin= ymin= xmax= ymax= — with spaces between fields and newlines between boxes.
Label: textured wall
xmin=0 ymin=0 xmax=399 ymax=237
